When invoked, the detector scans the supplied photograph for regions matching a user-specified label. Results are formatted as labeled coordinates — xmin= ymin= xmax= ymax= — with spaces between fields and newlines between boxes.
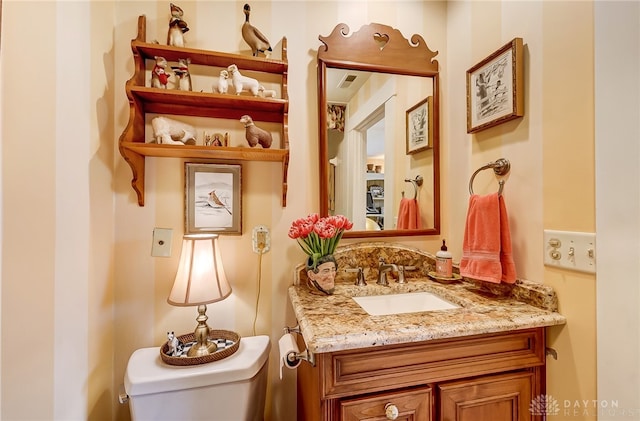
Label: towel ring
xmin=469 ymin=158 xmax=511 ymax=196
xmin=403 ymin=175 xmax=423 ymax=199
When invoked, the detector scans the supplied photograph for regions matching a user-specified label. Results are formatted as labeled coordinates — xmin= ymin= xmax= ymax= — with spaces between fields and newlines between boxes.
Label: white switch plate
xmin=543 ymin=230 xmax=596 ymax=273
xmin=151 ymin=228 xmax=173 ymax=257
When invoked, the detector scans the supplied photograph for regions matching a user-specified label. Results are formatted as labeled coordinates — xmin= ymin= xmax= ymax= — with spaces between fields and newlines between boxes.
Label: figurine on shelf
xmin=215 ymin=69 xmax=230 ymax=94
xmin=258 ymin=86 xmax=277 ymax=98
xmin=151 ymin=116 xmax=196 ymax=145
xmin=204 ymin=132 xmax=229 ymax=147
xmin=240 ymin=115 xmax=272 ymax=148
xmin=167 ymin=331 xmax=185 ymax=357
xmin=227 ymin=64 xmax=263 ymax=96
xmin=172 ymin=58 xmax=192 ymax=91
xmin=151 ymin=56 xmax=171 ymax=89
xmin=211 ymin=134 xmax=223 ymax=147
xmin=167 ymin=3 xmax=189 ymax=47
xmin=241 ymin=3 xmax=272 ymax=57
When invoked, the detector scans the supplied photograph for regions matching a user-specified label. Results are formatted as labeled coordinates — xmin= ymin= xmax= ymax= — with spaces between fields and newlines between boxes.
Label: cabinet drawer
xmin=340 ymin=386 xmax=433 ymax=421
xmin=320 ymin=328 xmax=544 ymax=398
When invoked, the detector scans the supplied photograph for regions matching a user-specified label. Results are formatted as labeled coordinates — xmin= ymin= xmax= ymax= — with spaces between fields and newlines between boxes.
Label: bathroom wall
xmin=445 ymin=2 xmax=597 ymax=418
xmin=0 ymin=1 xmax=601 ymax=420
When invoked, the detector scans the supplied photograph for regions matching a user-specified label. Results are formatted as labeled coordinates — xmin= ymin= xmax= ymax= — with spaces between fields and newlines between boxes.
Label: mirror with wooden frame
xmin=318 ymin=23 xmax=440 ymax=238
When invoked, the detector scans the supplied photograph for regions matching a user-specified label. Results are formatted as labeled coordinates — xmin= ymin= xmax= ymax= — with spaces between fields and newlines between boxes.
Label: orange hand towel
xmin=459 ymin=192 xmax=516 ymax=283
xmin=397 ymin=198 xmax=422 ymax=230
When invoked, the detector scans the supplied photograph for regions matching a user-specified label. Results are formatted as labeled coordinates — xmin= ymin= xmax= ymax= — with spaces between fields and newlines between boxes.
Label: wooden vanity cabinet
xmin=296 ymin=328 xmax=545 ymax=421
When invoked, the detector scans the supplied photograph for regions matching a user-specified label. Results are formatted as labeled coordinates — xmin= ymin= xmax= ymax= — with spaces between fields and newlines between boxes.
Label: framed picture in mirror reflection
xmin=406 ymin=96 xmax=433 ymax=155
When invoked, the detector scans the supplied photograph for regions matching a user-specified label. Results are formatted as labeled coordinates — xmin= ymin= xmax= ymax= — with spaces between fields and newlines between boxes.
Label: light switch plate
xmin=543 ymin=230 xmax=596 ymax=273
xmin=151 ymin=228 xmax=173 ymax=257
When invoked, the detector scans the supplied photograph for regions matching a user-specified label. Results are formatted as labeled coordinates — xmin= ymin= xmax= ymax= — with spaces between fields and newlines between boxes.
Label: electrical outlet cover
xmin=252 ymin=225 xmax=271 ymax=253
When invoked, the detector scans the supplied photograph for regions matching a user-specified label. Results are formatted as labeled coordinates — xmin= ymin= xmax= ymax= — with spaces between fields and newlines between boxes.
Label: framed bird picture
xmin=185 ymin=163 xmax=242 ymax=235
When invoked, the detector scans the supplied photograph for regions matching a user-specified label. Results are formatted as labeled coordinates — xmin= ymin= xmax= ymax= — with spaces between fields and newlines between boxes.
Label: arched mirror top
xmin=318 ymin=22 xmax=441 ymax=238
xmin=318 ymin=22 xmax=439 ymax=77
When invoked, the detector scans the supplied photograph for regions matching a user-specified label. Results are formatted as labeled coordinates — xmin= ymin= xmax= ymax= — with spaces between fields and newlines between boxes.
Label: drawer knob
xmin=385 ymin=403 xmax=399 ymax=420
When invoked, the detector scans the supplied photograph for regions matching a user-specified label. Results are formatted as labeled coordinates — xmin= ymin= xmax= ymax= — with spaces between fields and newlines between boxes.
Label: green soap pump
xmin=435 ymin=240 xmax=453 ymax=278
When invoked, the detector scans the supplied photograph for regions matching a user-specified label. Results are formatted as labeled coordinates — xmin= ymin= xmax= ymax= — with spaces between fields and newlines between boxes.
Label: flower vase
xmin=305 ymin=254 xmax=337 ymax=295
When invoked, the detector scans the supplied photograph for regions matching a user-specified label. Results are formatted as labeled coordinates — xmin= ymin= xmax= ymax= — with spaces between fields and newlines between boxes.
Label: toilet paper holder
xmin=283 ymin=325 xmax=316 ymax=366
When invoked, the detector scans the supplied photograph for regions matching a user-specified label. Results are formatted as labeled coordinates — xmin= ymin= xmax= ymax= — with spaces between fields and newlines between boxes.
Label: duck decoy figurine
xmin=241 ymin=3 xmax=272 ymax=57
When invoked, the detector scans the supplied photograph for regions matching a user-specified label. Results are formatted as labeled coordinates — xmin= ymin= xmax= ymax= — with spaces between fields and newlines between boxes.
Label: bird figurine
xmin=240 ymin=115 xmax=272 ymax=148
xmin=241 ymin=3 xmax=272 ymax=57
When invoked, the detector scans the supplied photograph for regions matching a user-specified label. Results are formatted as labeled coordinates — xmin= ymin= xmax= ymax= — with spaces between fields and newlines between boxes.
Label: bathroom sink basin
xmin=353 ymin=291 xmax=460 ymax=316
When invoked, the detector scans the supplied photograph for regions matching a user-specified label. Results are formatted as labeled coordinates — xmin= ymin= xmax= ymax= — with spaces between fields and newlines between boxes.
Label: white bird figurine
xmin=241 ymin=3 xmax=272 ymax=57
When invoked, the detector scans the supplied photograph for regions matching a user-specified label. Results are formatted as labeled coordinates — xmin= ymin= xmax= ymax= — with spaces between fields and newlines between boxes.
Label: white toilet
xmin=123 ymin=335 xmax=270 ymax=421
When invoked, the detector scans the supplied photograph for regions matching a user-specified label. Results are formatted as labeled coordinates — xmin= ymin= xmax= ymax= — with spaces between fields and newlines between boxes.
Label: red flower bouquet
xmin=288 ymin=214 xmax=353 ymax=269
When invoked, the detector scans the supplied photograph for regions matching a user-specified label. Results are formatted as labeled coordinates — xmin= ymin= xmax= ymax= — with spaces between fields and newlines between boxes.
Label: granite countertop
xmin=288 ymin=276 xmax=567 ymax=354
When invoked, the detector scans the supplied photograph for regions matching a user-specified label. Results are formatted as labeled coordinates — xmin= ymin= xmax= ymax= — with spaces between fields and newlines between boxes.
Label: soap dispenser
xmin=435 ymin=240 xmax=453 ymax=278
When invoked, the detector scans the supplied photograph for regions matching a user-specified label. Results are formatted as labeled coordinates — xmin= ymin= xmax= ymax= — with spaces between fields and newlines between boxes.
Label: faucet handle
xmin=397 ymin=265 xmax=418 ymax=284
xmin=345 ymin=267 xmax=367 ymax=286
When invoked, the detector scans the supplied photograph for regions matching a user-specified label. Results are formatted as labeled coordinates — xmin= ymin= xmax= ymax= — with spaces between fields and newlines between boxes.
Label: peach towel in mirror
xmin=397 ymin=198 xmax=422 ymax=230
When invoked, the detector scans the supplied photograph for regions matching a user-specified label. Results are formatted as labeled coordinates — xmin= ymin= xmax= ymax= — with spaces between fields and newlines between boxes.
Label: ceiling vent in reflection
xmin=338 ymin=74 xmax=358 ymax=88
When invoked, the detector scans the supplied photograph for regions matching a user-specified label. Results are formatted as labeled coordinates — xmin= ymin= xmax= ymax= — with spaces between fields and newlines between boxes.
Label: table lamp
xmin=168 ymin=233 xmax=232 ymax=357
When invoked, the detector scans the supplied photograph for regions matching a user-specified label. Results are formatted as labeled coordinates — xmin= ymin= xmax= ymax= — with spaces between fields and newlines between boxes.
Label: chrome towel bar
xmin=403 ymin=175 xmax=423 ymax=199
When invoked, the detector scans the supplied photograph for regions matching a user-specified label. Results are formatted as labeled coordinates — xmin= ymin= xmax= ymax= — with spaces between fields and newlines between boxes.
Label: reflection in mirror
xmin=318 ymin=23 xmax=440 ymax=238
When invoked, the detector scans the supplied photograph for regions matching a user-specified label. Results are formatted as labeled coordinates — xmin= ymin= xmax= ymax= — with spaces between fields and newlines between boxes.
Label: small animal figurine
xmin=172 ymin=58 xmax=192 ymax=91
xmin=240 ymin=114 xmax=272 ymax=148
xmin=258 ymin=86 xmax=277 ymax=98
xmin=167 ymin=331 xmax=184 ymax=356
xmin=151 ymin=56 xmax=170 ymax=89
xmin=151 ymin=116 xmax=197 ymax=145
xmin=241 ymin=3 xmax=272 ymax=57
xmin=215 ymin=70 xmax=230 ymax=94
xmin=167 ymin=3 xmax=189 ymax=47
xmin=227 ymin=64 xmax=262 ymax=96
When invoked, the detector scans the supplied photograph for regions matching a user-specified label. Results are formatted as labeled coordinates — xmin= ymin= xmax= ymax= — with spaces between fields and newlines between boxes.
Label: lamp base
xmin=186 ymin=304 xmax=218 ymax=357
xmin=187 ymin=340 xmax=218 ymax=357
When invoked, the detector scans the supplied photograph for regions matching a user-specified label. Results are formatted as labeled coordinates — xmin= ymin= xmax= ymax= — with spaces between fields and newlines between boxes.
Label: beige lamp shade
xmin=168 ymin=234 xmax=232 ymax=306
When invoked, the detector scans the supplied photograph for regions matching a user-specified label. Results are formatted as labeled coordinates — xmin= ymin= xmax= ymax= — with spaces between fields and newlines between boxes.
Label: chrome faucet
xmin=377 ymin=259 xmax=399 ymax=286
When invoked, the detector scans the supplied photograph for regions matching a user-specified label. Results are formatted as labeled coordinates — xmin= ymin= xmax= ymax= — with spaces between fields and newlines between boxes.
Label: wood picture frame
xmin=466 ymin=38 xmax=524 ymax=133
xmin=185 ymin=163 xmax=242 ymax=235
xmin=406 ymin=96 xmax=433 ymax=154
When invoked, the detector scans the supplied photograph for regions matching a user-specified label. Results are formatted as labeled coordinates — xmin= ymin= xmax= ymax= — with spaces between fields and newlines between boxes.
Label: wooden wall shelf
xmin=119 ymin=15 xmax=290 ymax=206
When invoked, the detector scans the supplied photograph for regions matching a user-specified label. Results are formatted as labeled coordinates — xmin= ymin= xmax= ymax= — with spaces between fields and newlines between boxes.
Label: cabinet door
xmin=439 ymin=372 xmax=533 ymax=421
xmin=340 ymin=386 xmax=433 ymax=421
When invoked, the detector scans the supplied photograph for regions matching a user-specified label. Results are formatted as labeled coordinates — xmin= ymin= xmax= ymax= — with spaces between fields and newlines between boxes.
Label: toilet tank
xmin=124 ymin=335 xmax=270 ymax=421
